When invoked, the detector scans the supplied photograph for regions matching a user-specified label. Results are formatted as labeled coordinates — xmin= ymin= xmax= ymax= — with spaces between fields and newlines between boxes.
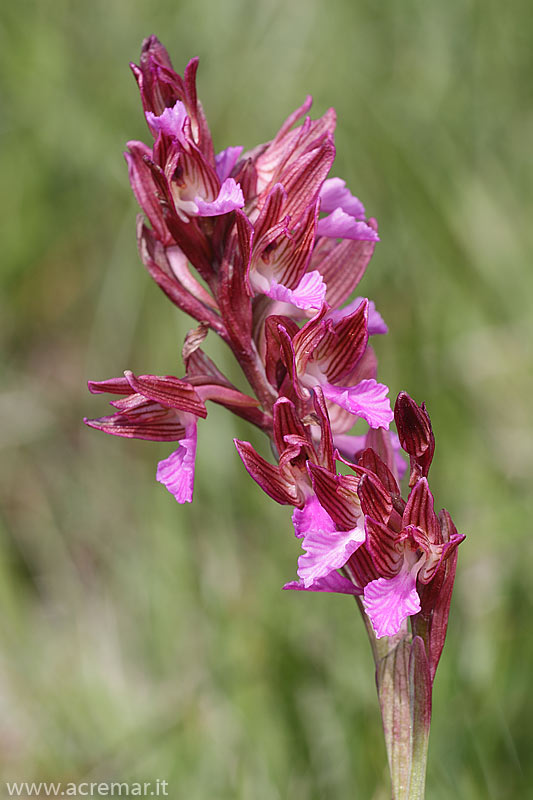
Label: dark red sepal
xmin=308 ymin=463 xmax=361 ymax=529
xmin=402 ymin=478 xmax=440 ymax=544
xmin=234 ymin=439 xmax=298 ymax=506
xmin=357 ymin=472 xmax=393 ymax=525
xmin=365 ymin=517 xmax=403 ymax=579
xmin=272 ymin=397 xmax=311 ymax=463
xmin=394 ymin=392 xmax=435 ymax=485
xmin=312 ymin=388 xmax=335 ymax=473
xmin=358 ymin=448 xmax=401 ymax=506
xmin=412 ymin=509 xmax=465 ymax=683
xmin=124 ymin=372 xmax=207 ymax=418
xmin=217 ymin=215 xmax=253 ymax=353
xmin=315 ymin=299 xmax=369 ymax=384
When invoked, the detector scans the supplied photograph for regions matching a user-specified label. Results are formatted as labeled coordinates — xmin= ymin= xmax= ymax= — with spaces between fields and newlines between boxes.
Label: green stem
xmin=355 ymin=599 xmax=431 ymax=800
xmin=407 ymin=636 xmax=431 ymax=800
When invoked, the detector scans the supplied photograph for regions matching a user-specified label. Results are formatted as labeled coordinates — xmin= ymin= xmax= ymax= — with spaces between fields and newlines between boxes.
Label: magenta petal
xmin=292 ymin=495 xmax=337 ymax=539
xmin=215 ymin=146 xmax=244 ymax=182
xmin=265 ymin=270 xmax=326 ymax=311
xmin=319 ymin=177 xmax=366 ymax=219
xmin=332 ymin=433 xmax=366 ymax=462
xmin=194 ymin=177 xmax=244 ymax=216
xmin=367 ymin=301 xmax=388 ymax=335
xmin=297 ymin=526 xmax=365 ymax=587
xmin=317 ymin=209 xmax=380 ymax=241
xmin=391 ymin=432 xmax=408 ymax=479
xmin=320 ymin=214 xmax=378 ymax=241
xmin=283 ymin=572 xmax=361 ymax=595
xmin=146 ymin=100 xmax=188 ymax=141
xmin=363 ymin=569 xmax=421 ymax=638
xmin=328 ymin=297 xmax=388 ymax=335
xmin=322 ymin=380 xmax=394 ymax=429
xmin=156 ymin=426 xmax=197 ymax=503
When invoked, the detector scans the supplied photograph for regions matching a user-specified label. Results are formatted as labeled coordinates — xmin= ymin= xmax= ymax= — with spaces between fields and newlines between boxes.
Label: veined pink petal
xmin=317 ymin=208 xmax=380 ymax=241
xmin=403 ymin=478 xmax=441 ymax=543
xmin=281 ymin=138 xmax=336 ymax=221
xmin=146 ymin=100 xmax=188 ymax=142
xmin=123 ymin=371 xmax=207 ymax=417
xmin=319 ymin=177 xmax=366 ymax=219
xmin=312 ymin=388 xmax=336 ymax=473
xmin=252 ymin=198 xmax=318 ymax=291
xmin=312 ymin=230 xmax=377 ymax=309
xmin=358 ymin=445 xmax=402 ymax=501
xmin=234 ymin=439 xmax=298 ymax=506
xmin=84 ymin=402 xmax=186 ymax=442
xmin=418 ymin=532 xmax=466 ymax=584
xmin=251 ymin=183 xmax=288 ymax=243
xmin=314 ymin=299 xmax=369 ymax=383
xmin=283 ymin=572 xmax=361 ymax=595
xmin=307 ymin=463 xmax=362 ymax=530
xmin=156 ymin=425 xmax=197 ymax=503
xmin=215 ymin=146 xmax=243 ymax=182
xmin=327 ymin=297 xmax=388 ymax=335
xmin=321 ymin=379 xmax=394 ymax=429
xmin=88 ymin=376 xmax=134 ymax=395
xmin=292 ymin=495 xmax=337 ymax=539
xmin=125 ymin=143 xmax=170 ymax=244
xmin=265 ymin=271 xmax=326 ymax=311
xmin=365 ymin=516 xmax=403 ymax=578
xmin=194 ymin=177 xmax=244 ymax=216
xmin=166 ymin=246 xmax=220 ymax=311
xmin=358 ymin=473 xmax=394 ymax=525
xmin=297 ymin=525 xmax=365 ymax=587
xmin=363 ymin=568 xmax=421 ymax=638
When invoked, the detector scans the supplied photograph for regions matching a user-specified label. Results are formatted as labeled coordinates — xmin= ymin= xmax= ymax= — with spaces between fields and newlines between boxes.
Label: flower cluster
xmin=85 ymin=37 xmax=464 ymax=648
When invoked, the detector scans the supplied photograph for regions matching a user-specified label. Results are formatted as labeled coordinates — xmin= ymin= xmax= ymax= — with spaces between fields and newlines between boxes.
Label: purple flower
xmin=86 ymin=43 xmax=463 ymax=682
xmin=281 ymin=396 xmax=464 ymax=655
xmin=265 ymin=301 xmax=393 ymax=429
xmin=84 ymin=371 xmax=207 ymax=503
xmin=362 ymin=478 xmax=464 ymax=638
xmin=145 ymin=100 xmax=245 ymax=220
xmin=130 ymin=39 xmax=214 ymax=159
xmin=246 ymin=194 xmax=326 ymax=312
xmin=234 ymin=393 xmax=335 ymax=510
xmin=85 ymin=43 xmax=465 ymax=798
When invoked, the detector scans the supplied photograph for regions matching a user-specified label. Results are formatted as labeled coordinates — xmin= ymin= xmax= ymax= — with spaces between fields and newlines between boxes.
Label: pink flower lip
xmin=363 ymin=567 xmax=422 ymax=638
xmin=156 ymin=425 xmax=198 ymax=503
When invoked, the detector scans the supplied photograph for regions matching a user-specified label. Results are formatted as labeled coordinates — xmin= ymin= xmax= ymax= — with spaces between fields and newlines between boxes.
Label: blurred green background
xmin=1 ymin=1 xmax=532 ymax=797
